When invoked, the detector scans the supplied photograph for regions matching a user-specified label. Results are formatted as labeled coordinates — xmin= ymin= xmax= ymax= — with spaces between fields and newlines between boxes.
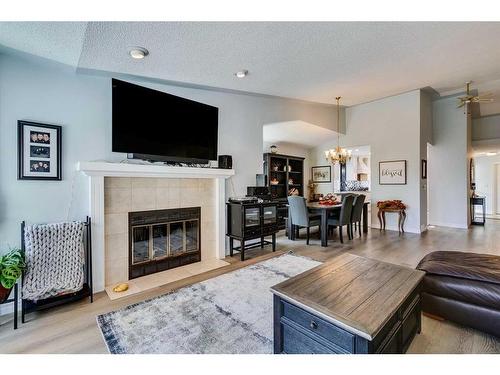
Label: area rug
xmin=96 ymin=252 xmax=321 ymax=354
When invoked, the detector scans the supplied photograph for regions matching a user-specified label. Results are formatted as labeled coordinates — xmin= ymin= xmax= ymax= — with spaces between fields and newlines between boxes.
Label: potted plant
xmin=0 ymin=248 xmax=25 ymax=303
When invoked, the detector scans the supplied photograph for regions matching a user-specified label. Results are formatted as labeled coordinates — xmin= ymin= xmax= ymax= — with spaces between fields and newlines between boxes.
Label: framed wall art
xmin=18 ymin=120 xmax=62 ymax=180
xmin=379 ymin=160 xmax=406 ymax=185
xmin=312 ymin=165 xmax=331 ymax=183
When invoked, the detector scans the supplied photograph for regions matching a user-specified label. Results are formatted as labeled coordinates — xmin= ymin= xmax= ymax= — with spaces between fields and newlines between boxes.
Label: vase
xmin=0 ymin=284 xmax=12 ymax=304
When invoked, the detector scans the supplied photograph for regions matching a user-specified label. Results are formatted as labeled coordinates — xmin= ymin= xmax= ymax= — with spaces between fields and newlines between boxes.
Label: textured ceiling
xmin=0 ymin=22 xmax=87 ymax=66
xmin=3 ymin=22 xmax=500 ymax=106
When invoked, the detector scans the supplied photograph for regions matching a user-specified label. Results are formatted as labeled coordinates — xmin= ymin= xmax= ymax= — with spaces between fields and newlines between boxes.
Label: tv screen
xmin=112 ymin=79 xmax=218 ymax=162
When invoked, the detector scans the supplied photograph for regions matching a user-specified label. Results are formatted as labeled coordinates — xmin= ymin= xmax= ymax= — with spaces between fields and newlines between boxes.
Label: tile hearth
xmin=105 ymin=258 xmax=229 ymax=300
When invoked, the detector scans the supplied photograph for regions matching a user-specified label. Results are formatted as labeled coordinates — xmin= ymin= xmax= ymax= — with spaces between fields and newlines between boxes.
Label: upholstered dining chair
xmin=287 ymin=196 xmax=321 ymax=245
xmin=350 ymin=194 xmax=366 ymax=238
xmin=327 ymin=195 xmax=355 ymax=243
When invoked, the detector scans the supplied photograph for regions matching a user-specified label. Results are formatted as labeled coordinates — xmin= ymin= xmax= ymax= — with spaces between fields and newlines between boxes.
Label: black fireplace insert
xmin=128 ymin=207 xmax=201 ymax=279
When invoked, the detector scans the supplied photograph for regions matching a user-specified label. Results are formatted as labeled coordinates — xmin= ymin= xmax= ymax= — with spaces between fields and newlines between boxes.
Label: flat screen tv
xmin=112 ymin=79 xmax=218 ymax=163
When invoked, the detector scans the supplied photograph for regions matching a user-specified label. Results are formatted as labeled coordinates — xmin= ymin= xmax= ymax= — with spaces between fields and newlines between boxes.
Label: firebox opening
xmin=129 ymin=207 xmax=201 ymax=279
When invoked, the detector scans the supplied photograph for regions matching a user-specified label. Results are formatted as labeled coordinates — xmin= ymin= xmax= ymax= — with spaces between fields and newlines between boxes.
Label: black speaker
xmin=218 ymin=155 xmax=232 ymax=169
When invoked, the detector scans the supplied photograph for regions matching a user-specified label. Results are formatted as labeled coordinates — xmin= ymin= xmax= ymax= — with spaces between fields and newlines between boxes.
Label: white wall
xmin=310 ymin=90 xmax=423 ymax=233
xmin=428 ymin=95 xmax=469 ymax=228
xmin=420 ymin=91 xmax=433 ymax=231
xmin=474 ymin=154 xmax=500 ymax=215
xmin=0 ymin=52 xmax=335 ymax=251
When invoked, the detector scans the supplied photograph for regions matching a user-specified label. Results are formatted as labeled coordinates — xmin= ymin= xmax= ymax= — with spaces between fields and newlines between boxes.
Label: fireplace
xmin=128 ymin=207 xmax=201 ymax=279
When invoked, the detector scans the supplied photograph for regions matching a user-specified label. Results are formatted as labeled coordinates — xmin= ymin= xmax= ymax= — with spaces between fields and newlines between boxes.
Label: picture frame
xmin=312 ymin=165 xmax=331 ymax=183
xmin=18 ymin=120 xmax=62 ymax=181
xmin=379 ymin=160 xmax=406 ymax=185
xmin=421 ymin=159 xmax=427 ymax=180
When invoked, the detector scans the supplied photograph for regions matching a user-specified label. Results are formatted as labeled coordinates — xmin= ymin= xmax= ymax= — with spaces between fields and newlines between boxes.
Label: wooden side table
xmin=378 ymin=207 xmax=406 ymax=233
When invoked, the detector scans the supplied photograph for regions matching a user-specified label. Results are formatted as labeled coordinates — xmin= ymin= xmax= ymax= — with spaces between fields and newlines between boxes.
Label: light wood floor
xmin=1 ymin=222 xmax=500 ymax=354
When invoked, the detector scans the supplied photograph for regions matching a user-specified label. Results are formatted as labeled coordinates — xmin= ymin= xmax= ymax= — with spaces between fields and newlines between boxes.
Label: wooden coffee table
xmin=271 ymin=253 xmax=424 ymax=354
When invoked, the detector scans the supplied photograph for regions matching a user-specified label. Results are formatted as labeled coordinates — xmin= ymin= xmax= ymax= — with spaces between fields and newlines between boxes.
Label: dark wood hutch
xmin=262 ymin=153 xmax=305 ymax=229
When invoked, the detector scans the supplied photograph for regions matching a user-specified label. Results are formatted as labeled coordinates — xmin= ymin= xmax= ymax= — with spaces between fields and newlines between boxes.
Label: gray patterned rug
xmin=97 ymin=252 xmax=321 ymax=354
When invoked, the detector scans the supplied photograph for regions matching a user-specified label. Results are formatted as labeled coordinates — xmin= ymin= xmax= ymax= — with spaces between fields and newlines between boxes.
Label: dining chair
xmin=350 ymin=194 xmax=366 ymax=238
xmin=287 ymin=196 xmax=321 ymax=245
xmin=327 ymin=195 xmax=355 ymax=243
xmin=340 ymin=193 xmax=357 ymax=202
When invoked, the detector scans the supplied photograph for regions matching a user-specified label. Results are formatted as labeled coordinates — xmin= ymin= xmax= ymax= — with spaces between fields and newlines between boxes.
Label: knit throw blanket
xmin=23 ymin=222 xmax=85 ymax=301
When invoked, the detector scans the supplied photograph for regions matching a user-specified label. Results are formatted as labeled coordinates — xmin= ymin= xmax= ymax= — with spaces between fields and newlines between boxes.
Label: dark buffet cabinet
xmin=226 ymin=201 xmax=278 ymax=261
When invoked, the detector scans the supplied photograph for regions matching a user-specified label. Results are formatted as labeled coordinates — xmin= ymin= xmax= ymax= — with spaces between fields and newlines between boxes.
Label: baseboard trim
xmin=428 ymin=221 xmax=469 ymax=229
xmin=0 ymin=300 xmax=20 ymax=317
xmin=369 ymin=224 xmax=421 ymax=234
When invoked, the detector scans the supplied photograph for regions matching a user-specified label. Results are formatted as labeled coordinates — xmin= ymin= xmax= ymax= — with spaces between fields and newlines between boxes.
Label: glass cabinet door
xmin=244 ymin=207 xmax=260 ymax=227
xmin=263 ymin=206 xmax=277 ymax=225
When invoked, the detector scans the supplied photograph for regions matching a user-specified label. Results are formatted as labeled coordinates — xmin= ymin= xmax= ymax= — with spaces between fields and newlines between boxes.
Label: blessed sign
xmin=379 ymin=160 xmax=406 ymax=185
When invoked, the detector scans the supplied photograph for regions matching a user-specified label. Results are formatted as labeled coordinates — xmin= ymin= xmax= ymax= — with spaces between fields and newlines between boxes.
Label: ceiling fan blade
xmin=476 ymin=98 xmax=494 ymax=103
xmin=457 ymin=102 xmax=466 ymax=108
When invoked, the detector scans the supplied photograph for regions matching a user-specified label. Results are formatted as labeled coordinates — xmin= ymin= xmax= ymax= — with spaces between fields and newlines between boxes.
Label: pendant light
xmin=325 ymin=96 xmax=351 ymax=165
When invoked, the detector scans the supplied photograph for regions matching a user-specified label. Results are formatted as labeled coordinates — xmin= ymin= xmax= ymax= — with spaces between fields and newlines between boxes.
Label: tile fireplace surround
xmin=78 ymin=161 xmax=235 ymax=295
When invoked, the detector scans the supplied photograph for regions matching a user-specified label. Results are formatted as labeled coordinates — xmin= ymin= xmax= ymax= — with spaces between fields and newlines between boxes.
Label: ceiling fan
xmin=457 ymin=81 xmax=494 ymax=109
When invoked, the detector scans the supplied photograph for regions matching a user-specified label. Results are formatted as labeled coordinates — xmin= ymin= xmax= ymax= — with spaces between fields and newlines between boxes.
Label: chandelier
xmin=325 ymin=96 xmax=351 ymax=165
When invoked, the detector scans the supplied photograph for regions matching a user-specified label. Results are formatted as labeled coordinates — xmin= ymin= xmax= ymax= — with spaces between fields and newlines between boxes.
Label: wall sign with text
xmin=379 ymin=160 xmax=406 ymax=185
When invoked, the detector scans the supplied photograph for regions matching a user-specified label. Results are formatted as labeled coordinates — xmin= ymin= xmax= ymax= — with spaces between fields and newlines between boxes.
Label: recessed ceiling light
xmin=234 ymin=70 xmax=248 ymax=78
xmin=355 ymin=149 xmax=359 ymax=152
xmin=129 ymin=47 xmax=149 ymax=59
xmin=486 ymin=152 xmax=497 ymax=156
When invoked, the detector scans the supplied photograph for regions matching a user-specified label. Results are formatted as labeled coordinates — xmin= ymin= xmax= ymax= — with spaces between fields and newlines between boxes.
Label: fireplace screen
xmin=129 ymin=207 xmax=201 ymax=279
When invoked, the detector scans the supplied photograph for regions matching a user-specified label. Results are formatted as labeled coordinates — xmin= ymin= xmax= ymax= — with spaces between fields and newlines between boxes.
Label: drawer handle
xmin=310 ymin=321 xmax=318 ymax=330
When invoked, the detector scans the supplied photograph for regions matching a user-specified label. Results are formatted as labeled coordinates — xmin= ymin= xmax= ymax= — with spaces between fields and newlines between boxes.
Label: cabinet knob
xmin=310 ymin=321 xmax=318 ymax=330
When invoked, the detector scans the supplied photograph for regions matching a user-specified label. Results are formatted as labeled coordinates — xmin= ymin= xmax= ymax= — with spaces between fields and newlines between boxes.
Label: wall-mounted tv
xmin=112 ymin=79 xmax=218 ymax=163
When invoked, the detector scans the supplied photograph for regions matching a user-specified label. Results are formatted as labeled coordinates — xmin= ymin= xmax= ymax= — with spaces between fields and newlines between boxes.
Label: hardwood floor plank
xmin=1 ymin=221 xmax=500 ymax=353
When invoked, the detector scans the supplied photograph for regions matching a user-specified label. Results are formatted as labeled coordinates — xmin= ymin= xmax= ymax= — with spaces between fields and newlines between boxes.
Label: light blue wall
xmin=0 ymin=54 xmax=112 ymax=250
xmin=0 ymin=53 xmax=336 ymax=251
xmin=472 ymin=114 xmax=500 ymax=141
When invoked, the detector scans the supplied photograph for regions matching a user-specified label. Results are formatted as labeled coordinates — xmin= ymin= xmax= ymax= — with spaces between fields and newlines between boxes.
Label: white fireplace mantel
xmin=77 ymin=161 xmax=235 ymax=292
xmin=78 ymin=161 xmax=235 ymax=179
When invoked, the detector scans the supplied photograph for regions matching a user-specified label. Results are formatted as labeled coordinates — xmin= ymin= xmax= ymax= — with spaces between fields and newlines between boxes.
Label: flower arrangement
xmin=377 ymin=200 xmax=406 ymax=210
xmin=319 ymin=193 xmax=339 ymax=206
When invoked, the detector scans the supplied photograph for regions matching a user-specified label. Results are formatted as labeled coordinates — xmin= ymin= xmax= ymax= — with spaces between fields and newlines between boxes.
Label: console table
xmin=377 ymin=207 xmax=406 ymax=233
xmin=271 ymin=253 xmax=424 ymax=354
xmin=226 ymin=201 xmax=278 ymax=261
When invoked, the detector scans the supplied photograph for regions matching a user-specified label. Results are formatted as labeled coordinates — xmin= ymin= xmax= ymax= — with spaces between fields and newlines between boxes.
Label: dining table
xmin=287 ymin=201 xmax=370 ymax=247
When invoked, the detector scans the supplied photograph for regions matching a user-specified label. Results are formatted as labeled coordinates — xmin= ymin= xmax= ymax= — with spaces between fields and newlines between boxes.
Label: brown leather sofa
xmin=416 ymin=251 xmax=500 ymax=338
